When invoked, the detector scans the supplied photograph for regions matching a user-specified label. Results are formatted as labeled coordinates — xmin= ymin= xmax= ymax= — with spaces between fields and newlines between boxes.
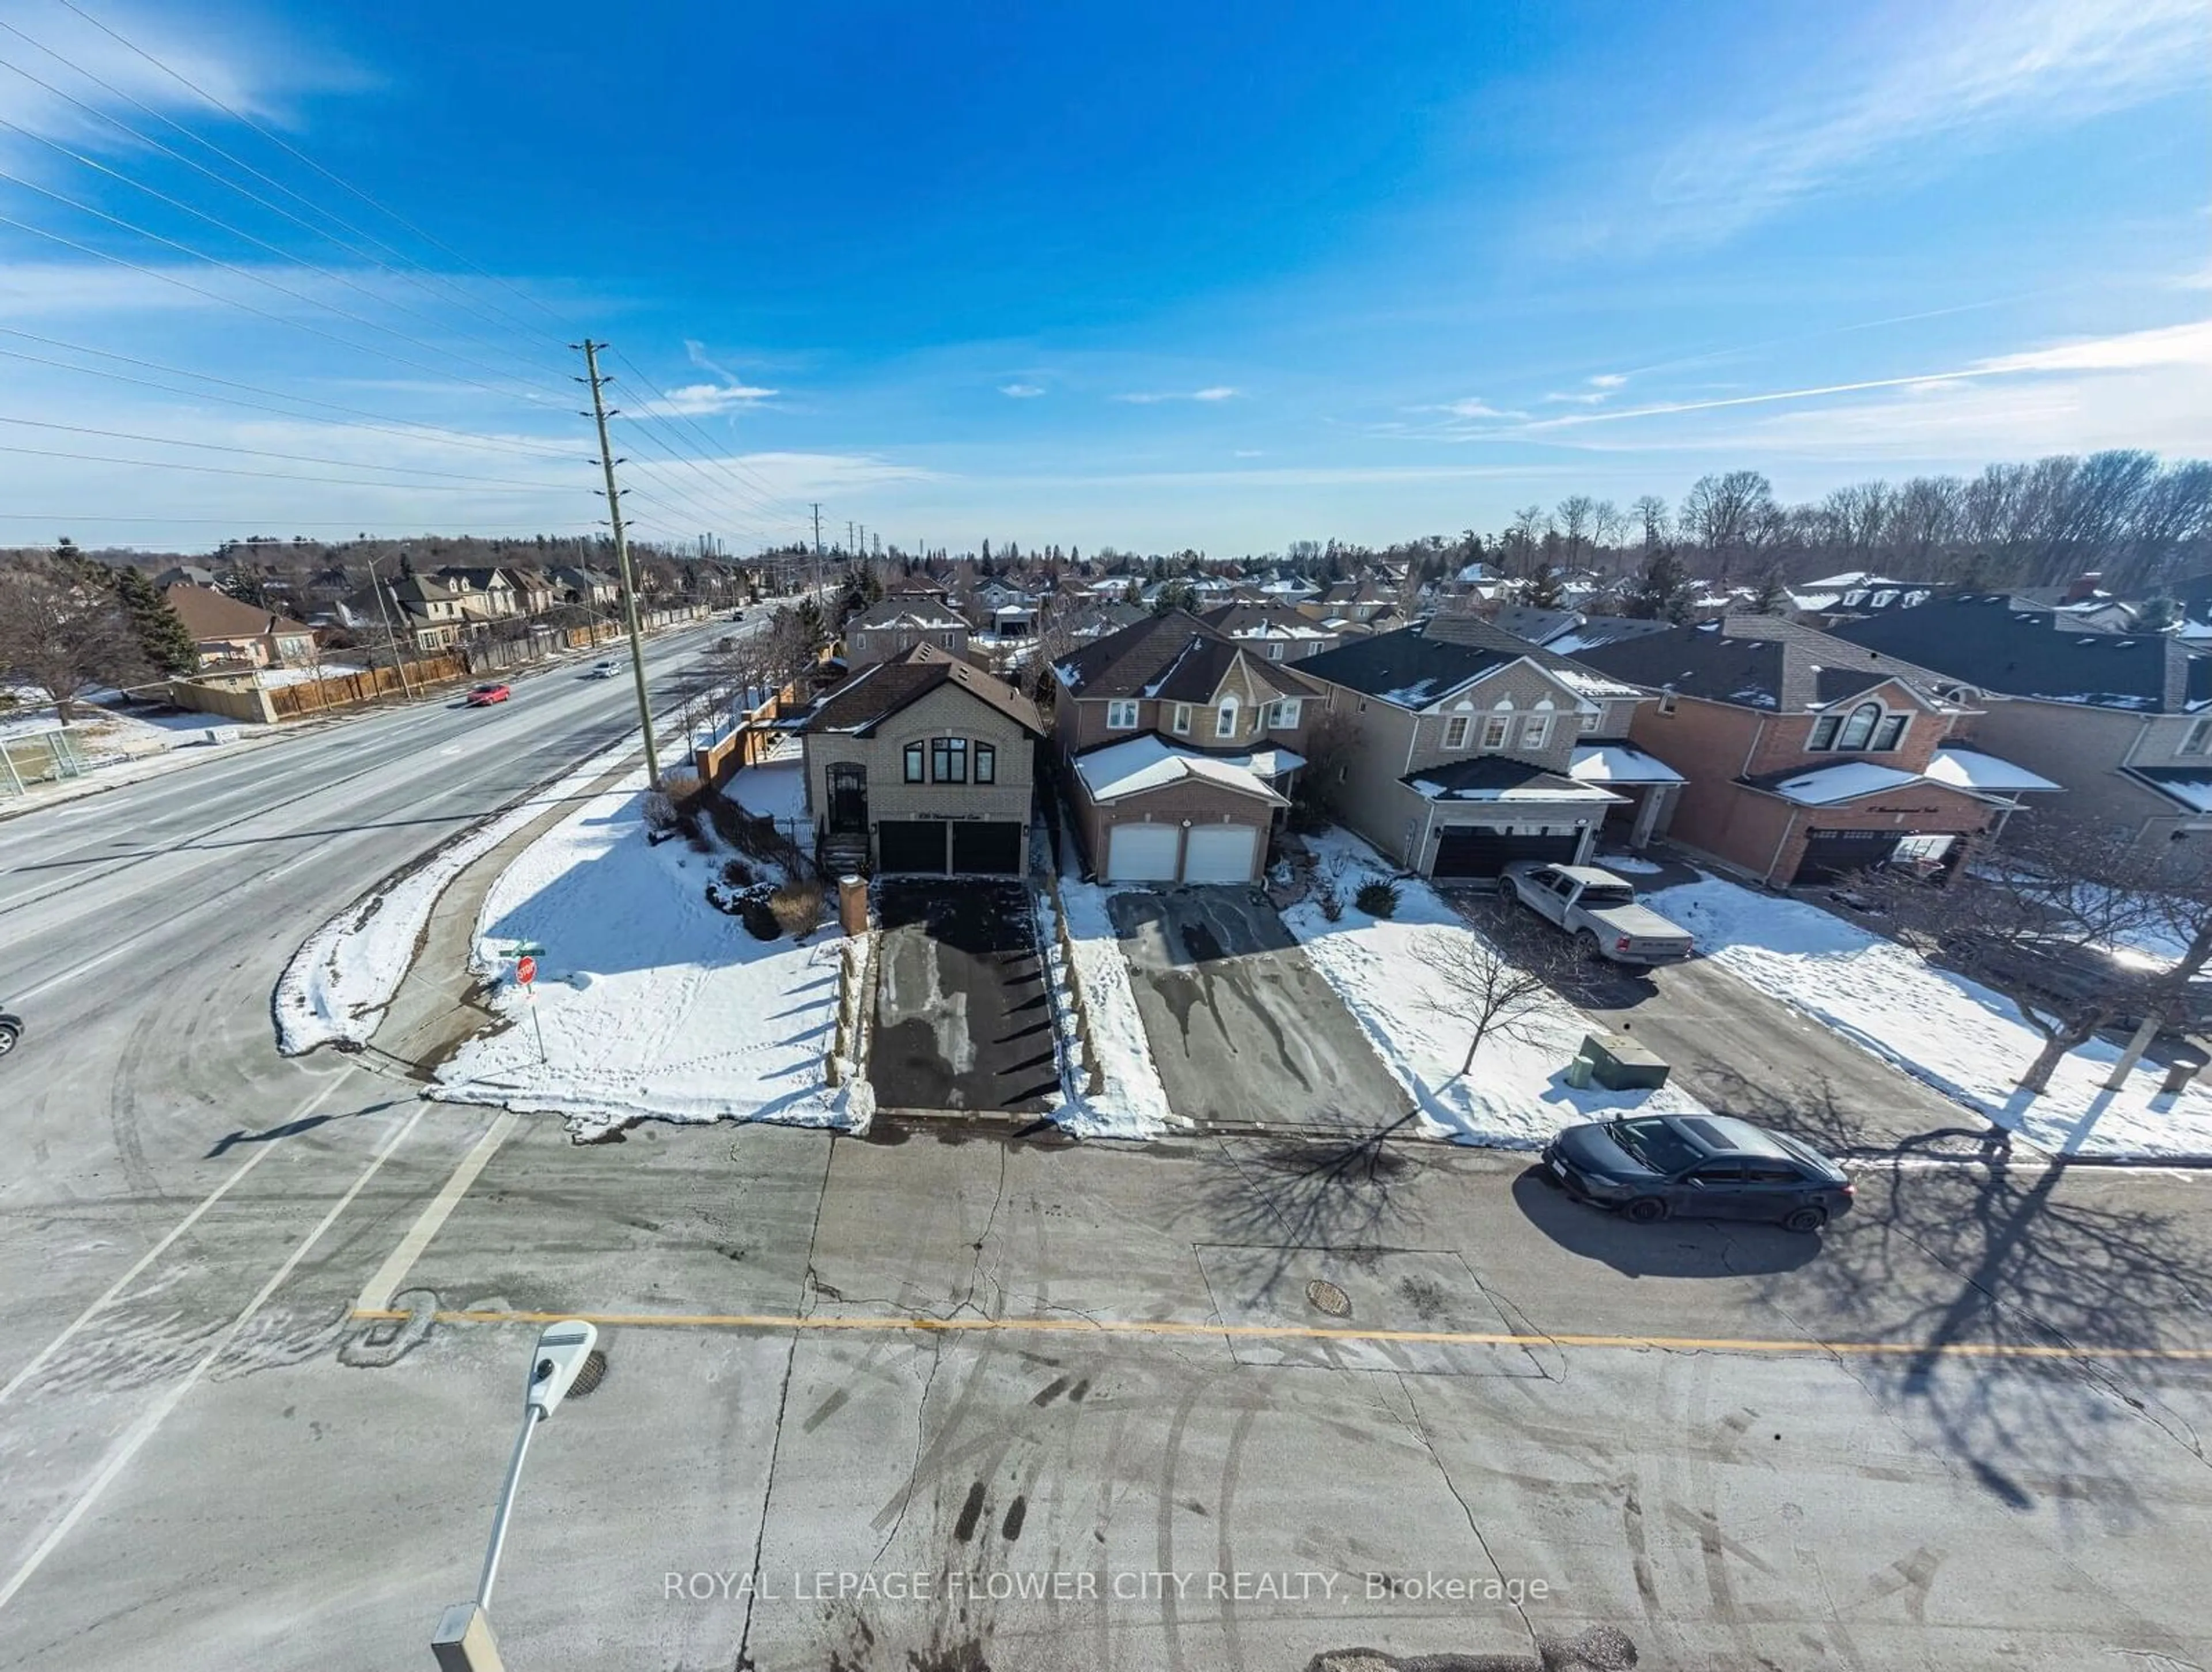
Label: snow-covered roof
xmin=1072 ymin=735 xmax=1289 ymax=804
xmin=1762 ymin=762 xmax=1922 ymax=805
xmin=1568 ymin=743 xmax=1687 ymax=786
xmin=1921 ymin=747 xmax=2059 ymax=795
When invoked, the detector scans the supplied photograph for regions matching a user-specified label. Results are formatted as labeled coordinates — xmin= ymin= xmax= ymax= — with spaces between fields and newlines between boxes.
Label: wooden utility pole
xmin=575 ymin=339 xmax=662 ymax=788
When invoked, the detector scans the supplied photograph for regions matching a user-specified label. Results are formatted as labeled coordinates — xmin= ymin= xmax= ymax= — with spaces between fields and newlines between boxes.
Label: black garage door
xmin=951 ymin=820 xmax=1024 ymax=875
xmin=876 ymin=820 xmax=949 ymax=874
xmin=1431 ymin=826 xmax=1581 ymax=880
xmin=1794 ymin=827 xmax=1902 ymax=885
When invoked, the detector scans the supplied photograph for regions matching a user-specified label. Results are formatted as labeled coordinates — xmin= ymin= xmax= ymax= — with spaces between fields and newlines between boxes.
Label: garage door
xmin=951 ymin=820 xmax=1024 ymax=875
xmin=1181 ymin=824 xmax=1259 ymax=884
xmin=1794 ymin=827 xmax=1902 ymax=885
xmin=1106 ymin=823 xmax=1180 ymax=882
xmin=1431 ymin=826 xmax=1581 ymax=880
xmin=876 ymin=819 xmax=949 ymax=874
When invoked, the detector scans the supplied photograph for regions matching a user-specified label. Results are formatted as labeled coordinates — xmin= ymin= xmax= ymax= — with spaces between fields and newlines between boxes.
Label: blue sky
xmin=0 ymin=0 xmax=2205 ymax=554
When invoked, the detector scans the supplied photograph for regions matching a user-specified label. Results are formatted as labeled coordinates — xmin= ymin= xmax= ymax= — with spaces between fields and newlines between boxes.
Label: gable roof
xmin=163 ymin=582 xmax=309 ymax=640
xmin=800 ymin=643 xmax=1044 ymax=737
xmin=1071 ymin=734 xmax=1289 ymax=804
xmin=1297 ymin=620 xmax=1638 ymax=710
xmin=1826 ymin=593 xmax=2198 ymax=712
xmin=1566 ymin=617 xmax=1949 ymax=713
xmin=1195 ymin=602 xmax=1338 ymax=644
xmin=846 ymin=596 xmax=971 ymax=633
xmin=1052 ymin=610 xmax=1324 ymax=702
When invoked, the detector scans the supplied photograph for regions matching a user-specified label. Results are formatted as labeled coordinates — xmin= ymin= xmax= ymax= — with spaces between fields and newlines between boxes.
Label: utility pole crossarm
xmin=575 ymin=339 xmax=662 ymax=789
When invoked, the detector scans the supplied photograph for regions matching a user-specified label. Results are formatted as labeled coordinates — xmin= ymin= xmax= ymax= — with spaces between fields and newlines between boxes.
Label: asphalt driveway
xmin=1457 ymin=877 xmax=1986 ymax=1157
xmin=1106 ymin=886 xmax=1407 ymax=1131
xmin=871 ymin=879 xmax=1059 ymax=1114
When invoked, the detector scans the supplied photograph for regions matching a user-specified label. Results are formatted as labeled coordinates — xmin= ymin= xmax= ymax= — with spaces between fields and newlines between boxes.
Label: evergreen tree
xmin=1523 ymin=562 xmax=1565 ymax=610
xmin=1625 ymin=545 xmax=1696 ymax=623
xmin=1747 ymin=566 xmax=1789 ymax=615
xmin=112 ymin=565 xmax=197 ymax=675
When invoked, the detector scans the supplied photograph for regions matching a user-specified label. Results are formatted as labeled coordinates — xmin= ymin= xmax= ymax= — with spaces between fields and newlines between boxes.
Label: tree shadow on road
xmin=1761 ymin=1151 xmax=2212 ymax=1520
xmin=1187 ymin=1113 xmax=1438 ymax=1285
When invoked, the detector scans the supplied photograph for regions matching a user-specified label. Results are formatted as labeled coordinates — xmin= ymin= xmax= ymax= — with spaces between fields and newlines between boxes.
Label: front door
xmin=826 ymin=763 xmax=868 ymax=834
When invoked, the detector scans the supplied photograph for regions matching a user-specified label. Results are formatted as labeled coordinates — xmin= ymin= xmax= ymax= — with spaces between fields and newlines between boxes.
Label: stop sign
xmin=516 ymin=955 xmax=537 ymax=985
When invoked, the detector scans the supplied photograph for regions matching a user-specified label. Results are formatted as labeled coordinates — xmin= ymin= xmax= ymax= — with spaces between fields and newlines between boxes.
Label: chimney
xmin=2063 ymin=571 xmax=2102 ymax=605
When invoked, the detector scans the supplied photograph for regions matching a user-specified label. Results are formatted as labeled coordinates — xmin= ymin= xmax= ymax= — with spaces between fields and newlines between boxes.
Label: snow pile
xmin=275 ymin=737 xmax=649 ymax=1053
xmin=1651 ymin=876 xmax=2212 ymax=1159
xmin=1039 ymin=880 xmax=1175 ymax=1138
xmin=431 ymin=771 xmax=865 ymax=1138
xmin=1283 ymin=831 xmax=1710 ymax=1148
xmin=1594 ymin=852 xmax=1665 ymax=875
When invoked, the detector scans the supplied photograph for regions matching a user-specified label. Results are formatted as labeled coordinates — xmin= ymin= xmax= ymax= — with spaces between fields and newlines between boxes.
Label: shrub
xmin=1354 ymin=879 xmax=1400 ymax=919
xmin=663 ymin=767 xmax=706 ymax=816
xmin=642 ymin=789 xmax=676 ymax=832
xmin=721 ymin=857 xmax=756 ymax=888
xmin=1318 ymin=884 xmax=1343 ymax=922
xmin=769 ymin=878 xmax=827 ymax=940
xmin=741 ymin=896 xmax=781 ymax=940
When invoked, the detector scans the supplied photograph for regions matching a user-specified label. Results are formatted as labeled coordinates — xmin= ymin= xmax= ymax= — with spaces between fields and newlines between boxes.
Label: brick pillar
xmin=838 ymin=874 xmax=869 ymax=937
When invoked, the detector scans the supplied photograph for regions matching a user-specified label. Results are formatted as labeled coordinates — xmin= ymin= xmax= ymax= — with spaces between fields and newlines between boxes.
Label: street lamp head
xmin=523 ymin=1320 xmax=598 ymax=1420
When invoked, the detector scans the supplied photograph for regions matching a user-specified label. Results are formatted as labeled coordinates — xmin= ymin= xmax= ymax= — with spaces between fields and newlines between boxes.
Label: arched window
xmin=1216 ymin=695 xmax=1240 ymax=738
xmin=1836 ymin=702 xmax=1882 ymax=751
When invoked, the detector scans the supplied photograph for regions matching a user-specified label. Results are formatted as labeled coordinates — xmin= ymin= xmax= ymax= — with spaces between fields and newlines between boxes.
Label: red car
xmin=465 ymin=682 xmax=512 ymax=706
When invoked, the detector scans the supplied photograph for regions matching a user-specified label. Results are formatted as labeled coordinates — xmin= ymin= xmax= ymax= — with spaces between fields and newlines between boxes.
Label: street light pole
xmin=575 ymin=339 xmax=663 ymax=790
xmin=431 ymin=1321 xmax=599 ymax=1672
xmin=370 ymin=551 xmax=418 ymax=702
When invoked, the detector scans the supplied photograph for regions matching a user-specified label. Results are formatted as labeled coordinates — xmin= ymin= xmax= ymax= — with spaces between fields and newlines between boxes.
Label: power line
xmin=0 ymin=415 xmax=581 ymax=490
xmin=604 ymin=344 xmax=808 ymax=521
xmin=0 ymin=438 xmax=558 ymax=493
xmin=0 ymin=330 xmax=583 ymax=461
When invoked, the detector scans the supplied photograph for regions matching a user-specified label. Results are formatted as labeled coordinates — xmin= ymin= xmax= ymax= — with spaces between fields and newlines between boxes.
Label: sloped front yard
xmin=431 ymin=772 xmax=866 ymax=1138
xmin=1649 ymin=875 xmax=2212 ymax=1160
xmin=1282 ymin=831 xmax=1713 ymax=1148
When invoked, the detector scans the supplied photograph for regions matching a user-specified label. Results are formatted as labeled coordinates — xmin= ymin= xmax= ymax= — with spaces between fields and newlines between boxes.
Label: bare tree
xmin=1554 ymin=495 xmax=1596 ymax=568
xmin=0 ymin=556 xmax=142 ymax=720
xmin=1631 ymin=494 xmax=1671 ymax=551
xmin=1417 ymin=929 xmax=1573 ymax=1077
xmin=1590 ymin=498 xmax=1627 ymax=561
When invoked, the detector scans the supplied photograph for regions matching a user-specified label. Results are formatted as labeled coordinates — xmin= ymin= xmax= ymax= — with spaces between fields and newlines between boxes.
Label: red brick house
xmin=1570 ymin=616 xmax=2058 ymax=886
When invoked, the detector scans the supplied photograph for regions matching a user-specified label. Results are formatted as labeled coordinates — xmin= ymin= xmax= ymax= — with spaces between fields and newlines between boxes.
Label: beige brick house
xmin=1571 ymin=614 xmax=2059 ymax=886
xmin=800 ymin=644 xmax=1046 ymax=875
xmin=1297 ymin=617 xmax=1658 ymax=880
xmin=1053 ymin=610 xmax=1320 ymax=883
xmin=843 ymin=596 xmax=973 ymax=668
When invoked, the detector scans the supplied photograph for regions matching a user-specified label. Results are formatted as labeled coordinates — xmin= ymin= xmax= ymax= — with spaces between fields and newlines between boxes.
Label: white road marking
xmin=353 ymin=1106 xmax=520 ymax=1312
xmin=0 ymin=1066 xmax=358 ymax=1412
xmin=0 ymin=1094 xmax=431 ymax=1616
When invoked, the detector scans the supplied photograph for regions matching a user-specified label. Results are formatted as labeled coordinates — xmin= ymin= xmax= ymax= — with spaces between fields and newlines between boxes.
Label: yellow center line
xmin=347 ymin=1307 xmax=2212 ymax=1363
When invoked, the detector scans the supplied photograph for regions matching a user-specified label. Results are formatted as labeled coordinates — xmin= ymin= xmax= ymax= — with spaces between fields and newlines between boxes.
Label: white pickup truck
xmin=1501 ymin=863 xmax=1694 ymax=965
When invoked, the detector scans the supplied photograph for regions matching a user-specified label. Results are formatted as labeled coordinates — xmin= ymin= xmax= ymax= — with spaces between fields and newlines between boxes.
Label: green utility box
xmin=1578 ymin=1028 xmax=1670 ymax=1092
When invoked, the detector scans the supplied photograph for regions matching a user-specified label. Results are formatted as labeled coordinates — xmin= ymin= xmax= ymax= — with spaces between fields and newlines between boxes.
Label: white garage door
xmin=1106 ymin=823 xmax=1180 ymax=882
xmin=1181 ymin=824 xmax=1258 ymax=884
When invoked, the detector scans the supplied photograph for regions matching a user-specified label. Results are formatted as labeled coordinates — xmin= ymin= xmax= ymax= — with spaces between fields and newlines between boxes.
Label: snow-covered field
xmin=1042 ymin=879 xmax=1175 ymax=1138
xmin=1652 ymin=875 xmax=2212 ymax=1160
xmin=1 ymin=684 xmax=223 ymax=761
xmin=1284 ymin=831 xmax=1711 ymax=1148
xmin=431 ymin=771 xmax=865 ymax=1138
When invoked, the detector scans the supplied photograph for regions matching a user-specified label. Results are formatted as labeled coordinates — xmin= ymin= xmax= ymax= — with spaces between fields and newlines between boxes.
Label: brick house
xmin=1297 ymin=617 xmax=1668 ymax=880
xmin=1570 ymin=615 xmax=2059 ymax=886
xmin=162 ymin=584 xmax=316 ymax=669
xmin=843 ymin=597 xmax=974 ymax=668
xmin=1827 ymin=593 xmax=2212 ymax=849
xmin=800 ymin=644 xmax=1046 ymax=876
xmin=1052 ymin=610 xmax=1321 ymax=884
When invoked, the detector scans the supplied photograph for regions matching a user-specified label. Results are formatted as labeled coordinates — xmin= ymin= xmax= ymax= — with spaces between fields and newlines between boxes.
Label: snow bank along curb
xmin=272 ymin=735 xmax=650 ymax=1054
xmin=1036 ymin=876 xmax=1176 ymax=1138
xmin=1283 ymin=830 xmax=1713 ymax=1149
xmin=1650 ymin=874 xmax=2212 ymax=1162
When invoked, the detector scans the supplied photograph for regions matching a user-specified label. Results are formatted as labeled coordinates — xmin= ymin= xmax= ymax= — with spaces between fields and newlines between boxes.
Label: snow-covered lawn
xmin=1652 ymin=875 xmax=2212 ymax=1160
xmin=431 ymin=771 xmax=865 ymax=1138
xmin=1284 ymin=831 xmax=1711 ymax=1148
xmin=256 ymin=663 xmax=367 ymax=689
xmin=0 ymin=684 xmax=225 ymax=759
xmin=1041 ymin=879 xmax=1175 ymax=1138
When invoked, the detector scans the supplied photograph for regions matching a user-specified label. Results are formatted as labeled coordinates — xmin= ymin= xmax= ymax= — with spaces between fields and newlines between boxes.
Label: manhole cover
xmin=566 ymin=1348 xmax=608 ymax=1398
xmin=1305 ymin=1279 xmax=1351 ymax=1319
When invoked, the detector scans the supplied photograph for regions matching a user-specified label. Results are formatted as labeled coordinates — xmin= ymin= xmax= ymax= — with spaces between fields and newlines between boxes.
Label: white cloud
xmin=648 ymin=380 xmax=778 ymax=416
xmin=998 ymin=383 xmax=1045 ymax=398
xmin=1587 ymin=373 xmax=1627 ymax=390
xmin=1115 ymin=385 xmax=1241 ymax=403
xmin=1648 ymin=0 xmax=2211 ymax=242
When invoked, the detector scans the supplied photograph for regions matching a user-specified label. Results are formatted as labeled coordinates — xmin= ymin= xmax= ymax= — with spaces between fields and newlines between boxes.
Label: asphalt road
xmin=4 ymin=629 xmax=2212 ymax=1670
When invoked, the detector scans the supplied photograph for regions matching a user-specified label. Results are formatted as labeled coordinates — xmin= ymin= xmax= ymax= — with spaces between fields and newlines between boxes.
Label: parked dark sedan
xmin=0 ymin=1009 xmax=20 ymax=1060
xmin=1540 ymin=1113 xmax=1853 ymax=1233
